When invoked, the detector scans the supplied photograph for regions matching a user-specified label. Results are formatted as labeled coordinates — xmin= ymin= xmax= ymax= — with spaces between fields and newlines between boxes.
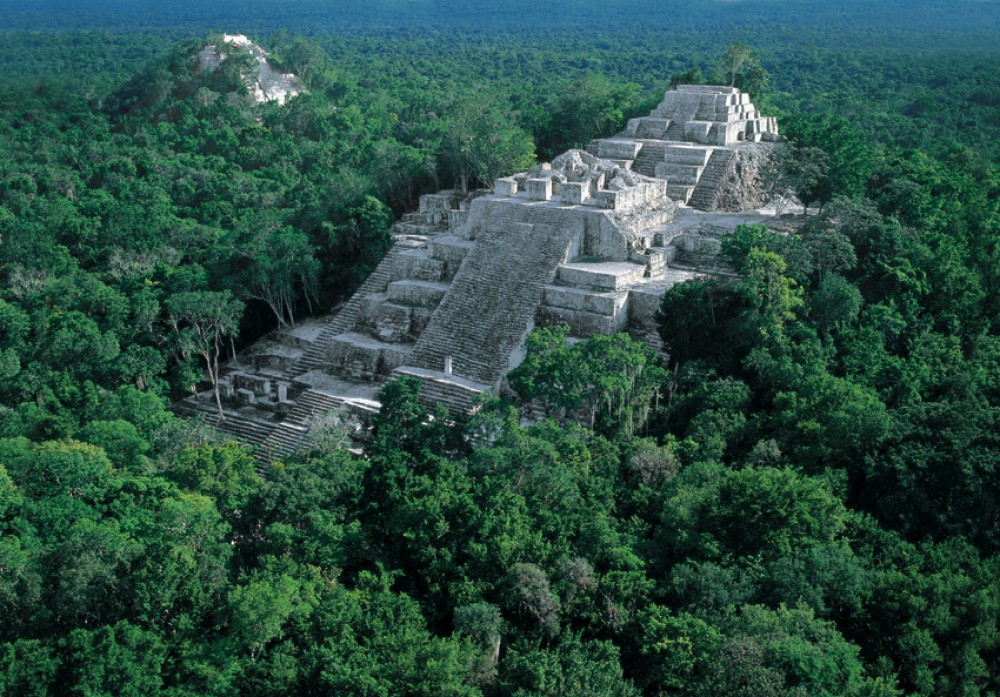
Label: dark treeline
xmin=1 ymin=13 xmax=999 ymax=697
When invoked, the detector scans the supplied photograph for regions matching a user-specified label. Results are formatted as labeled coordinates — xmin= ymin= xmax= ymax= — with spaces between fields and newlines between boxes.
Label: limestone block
xmin=328 ymin=335 xmax=383 ymax=380
xmin=430 ymin=236 xmax=474 ymax=267
xmin=654 ymin=229 xmax=681 ymax=247
xmin=387 ymin=280 xmax=449 ymax=308
xmin=625 ymin=118 xmax=643 ymax=136
xmin=595 ymin=190 xmax=619 ymax=209
xmin=560 ymin=182 xmax=587 ymax=205
xmin=448 ymin=210 xmax=468 ymax=231
xmin=627 ymin=287 xmax=668 ymax=328
xmin=251 ymin=351 xmax=298 ymax=371
xmin=557 ymin=263 xmax=646 ymax=291
xmin=411 ymin=257 xmax=446 ymax=282
xmin=720 ymin=123 xmax=743 ymax=145
xmin=675 ymin=233 xmax=722 ymax=256
xmin=542 ymin=285 xmax=628 ymax=316
xmin=684 ymin=121 xmax=713 ymax=143
xmin=597 ymin=140 xmax=642 ymax=160
xmin=636 ymin=118 xmax=671 ymax=139
xmin=393 ymin=253 xmax=422 ymax=282
xmin=359 ymin=293 xmax=386 ymax=320
xmin=588 ymin=172 xmax=606 ymax=197
xmin=525 ymin=178 xmax=553 ymax=201
xmin=663 ymin=146 xmax=713 ymax=165
xmin=494 ymin=177 xmax=518 ymax=197
xmin=419 ymin=192 xmax=460 ymax=214
xmin=372 ymin=302 xmax=413 ymax=342
xmin=584 ymin=215 xmax=629 ymax=260
xmin=537 ymin=305 xmax=628 ymax=336
xmin=236 ymin=388 xmax=256 ymax=405
xmin=381 ymin=344 xmax=413 ymax=373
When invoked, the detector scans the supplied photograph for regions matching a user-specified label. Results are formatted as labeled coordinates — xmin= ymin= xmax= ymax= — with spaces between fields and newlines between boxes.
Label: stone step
xmin=177 ymin=401 xmax=276 ymax=447
xmin=631 ymin=143 xmax=671 ymax=178
xmin=537 ymin=304 xmax=629 ymax=336
xmin=557 ymin=262 xmax=647 ymax=291
xmin=409 ymin=220 xmax=576 ymax=387
xmin=688 ymin=149 xmax=737 ymax=211
xmin=256 ymin=422 xmax=310 ymax=460
xmin=663 ymin=121 xmax=688 ymax=141
xmin=633 ymin=118 xmax=672 ymax=140
xmin=386 ymin=279 xmax=450 ymax=308
xmin=392 ymin=367 xmax=489 ymax=415
xmin=662 ymin=145 xmax=713 ymax=166
xmin=654 ymin=163 xmax=703 ymax=185
xmin=327 ymin=332 xmax=414 ymax=381
xmin=542 ymin=284 xmax=628 ymax=316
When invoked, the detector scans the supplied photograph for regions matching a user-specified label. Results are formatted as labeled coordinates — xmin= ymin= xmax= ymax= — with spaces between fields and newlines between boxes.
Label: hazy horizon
xmin=2 ymin=0 xmax=998 ymax=39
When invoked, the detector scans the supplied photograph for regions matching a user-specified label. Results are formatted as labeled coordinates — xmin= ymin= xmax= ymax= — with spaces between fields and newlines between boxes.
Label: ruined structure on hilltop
xmin=176 ymin=85 xmax=785 ymax=459
xmin=197 ymin=34 xmax=304 ymax=104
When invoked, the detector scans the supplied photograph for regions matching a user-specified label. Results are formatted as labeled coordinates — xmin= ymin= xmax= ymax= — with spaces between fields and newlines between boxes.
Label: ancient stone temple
xmin=176 ymin=85 xmax=784 ymax=459
xmin=592 ymin=84 xmax=780 ymax=209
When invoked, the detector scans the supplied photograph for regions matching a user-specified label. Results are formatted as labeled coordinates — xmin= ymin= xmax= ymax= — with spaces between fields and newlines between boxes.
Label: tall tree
xmin=440 ymin=90 xmax=535 ymax=192
xmin=715 ymin=43 xmax=770 ymax=96
xmin=166 ymin=290 xmax=244 ymax=418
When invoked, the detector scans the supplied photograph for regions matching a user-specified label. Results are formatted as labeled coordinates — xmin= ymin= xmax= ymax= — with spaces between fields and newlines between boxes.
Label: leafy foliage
xmin=0 ymin=17 xmax=999 ymax=697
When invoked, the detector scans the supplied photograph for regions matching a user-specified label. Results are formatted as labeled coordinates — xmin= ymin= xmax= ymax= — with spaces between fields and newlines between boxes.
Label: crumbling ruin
xmin=197 ymin=34 xmax=304 ymax=105
xmin=176 ymin=85 xmax=786 ymax=458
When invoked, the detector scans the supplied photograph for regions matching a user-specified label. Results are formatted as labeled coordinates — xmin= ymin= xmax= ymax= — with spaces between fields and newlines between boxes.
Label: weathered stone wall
xmin=697 ymin=143 xmax=776 ymax=212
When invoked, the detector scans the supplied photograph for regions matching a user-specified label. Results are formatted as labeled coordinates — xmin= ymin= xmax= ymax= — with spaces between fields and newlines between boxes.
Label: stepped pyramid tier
xmin=588 ymin=84 xmax=783 ymax=210
xmin=176 ymin=142 xmax=786 ymax=458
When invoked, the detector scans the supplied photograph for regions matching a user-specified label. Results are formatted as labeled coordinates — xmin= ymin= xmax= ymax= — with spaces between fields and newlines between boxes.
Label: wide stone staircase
xmin=626 ymin=143 xmax=716 ymax=205
xmin=629 ymin=143 xmax=671 ymax=179
xmin=687 ymin=149 xmax=738 ymax=210
xmin=656 ymin=145 xmax=714 ymax=204
xmin=401 ymin=220 xmax=577 ymax=404
xmin=255 ymin=388 xmax=371 ymax=460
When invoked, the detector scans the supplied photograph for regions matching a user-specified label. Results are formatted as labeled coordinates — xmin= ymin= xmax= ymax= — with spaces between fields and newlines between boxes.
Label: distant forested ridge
xmin=0 ymin=6 xmax=999 ymax=695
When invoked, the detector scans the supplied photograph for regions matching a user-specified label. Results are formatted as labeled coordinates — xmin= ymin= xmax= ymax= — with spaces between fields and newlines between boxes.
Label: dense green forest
xmin=1 ymin=3 xmax=1000 ymax=694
